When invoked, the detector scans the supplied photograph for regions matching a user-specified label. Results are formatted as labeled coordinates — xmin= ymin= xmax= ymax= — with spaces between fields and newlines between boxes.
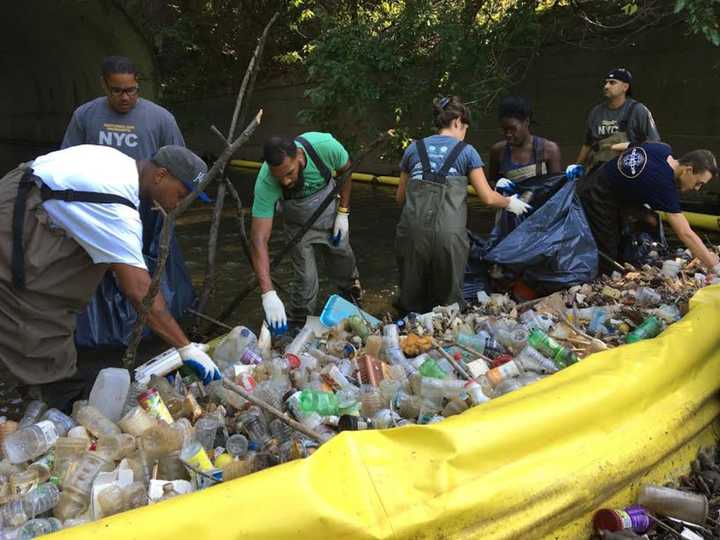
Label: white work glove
xmin=506 ymin=195 xmax=532 ymax=216
xmin=332 ymin=211 xmax=349 ymax=247
xmin=495 ymin=177 xmax=517 ymax=196
xmin=565 ymin=164 xmax=585 ymax=181
xmin=262 ymin=290 xmax=287 ymax=335
xmin=178 ymin=343 xmax=221 ymax=385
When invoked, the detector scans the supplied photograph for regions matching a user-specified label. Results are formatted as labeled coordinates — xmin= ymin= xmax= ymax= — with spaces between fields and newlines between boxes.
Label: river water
xmin=177 ymin=169 xmax=497 ymax=333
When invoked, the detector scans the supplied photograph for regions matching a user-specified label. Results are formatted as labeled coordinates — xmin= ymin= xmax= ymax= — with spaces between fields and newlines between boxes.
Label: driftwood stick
xmin=194 ymin=14 xmax=279 ymax=331
xmin=122 ymin=110 xmax=264 ymax=369
xmin=193 ymin=181 xmax=227 ymax=332
xmin=228 ymin=12 xmax=279 ymax=140
xmin=222 ymin=377 xmax=323 ymax=443
xmin=431 ymin=339 xmax=473 ymax=381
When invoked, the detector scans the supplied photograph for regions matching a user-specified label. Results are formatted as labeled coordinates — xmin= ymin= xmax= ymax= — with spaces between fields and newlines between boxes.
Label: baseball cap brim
xmin=180 ymin=179 xmax=212 ymax=203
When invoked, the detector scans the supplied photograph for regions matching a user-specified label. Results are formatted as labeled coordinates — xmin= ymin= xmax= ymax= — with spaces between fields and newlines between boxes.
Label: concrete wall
xmin=0 ymin=0 xmax=156 ymax=169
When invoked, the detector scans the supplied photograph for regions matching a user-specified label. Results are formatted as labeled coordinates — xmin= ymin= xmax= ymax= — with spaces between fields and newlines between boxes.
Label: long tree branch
xmin=194 ymin=12 xmax=280 ymax=331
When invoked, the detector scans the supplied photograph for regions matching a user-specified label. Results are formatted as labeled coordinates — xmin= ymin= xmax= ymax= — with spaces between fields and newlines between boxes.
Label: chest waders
xmin=396 ymin=139 xmax=470 ymax=313
xmin=588 ymin=101 xmax=639 ymax=170
xmin=280 ymin=137 xmax=358 ymax=323
xmin=0 ymin=165 xmax=136 ymax=385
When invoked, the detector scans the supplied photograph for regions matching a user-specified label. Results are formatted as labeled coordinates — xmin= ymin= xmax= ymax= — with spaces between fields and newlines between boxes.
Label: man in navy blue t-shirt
xmin=578 ymin=143 xmax=720 ymax=273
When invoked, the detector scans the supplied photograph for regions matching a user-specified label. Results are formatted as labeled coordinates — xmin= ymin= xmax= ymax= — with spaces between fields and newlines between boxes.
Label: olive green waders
xmin=396 ymin=139 xmax=470 ymax=314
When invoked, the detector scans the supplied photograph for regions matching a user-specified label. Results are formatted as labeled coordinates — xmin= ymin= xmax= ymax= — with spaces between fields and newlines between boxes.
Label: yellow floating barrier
xmin=659 ymin=210 xmax=720 ymax=232
xmin=56 ymin=285 xmax=720 ymax=539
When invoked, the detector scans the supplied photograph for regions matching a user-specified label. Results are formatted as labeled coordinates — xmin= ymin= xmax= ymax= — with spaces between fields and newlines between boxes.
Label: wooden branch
xmin=193 ymin=181 xmax=226 ymax=333
xmin=193 ymin=13 xmax=279 ymax=334
xmin=228 ymin=12 xmax=279 ymax=140
xmin=122 ymin=110 xmax=263 ymax=369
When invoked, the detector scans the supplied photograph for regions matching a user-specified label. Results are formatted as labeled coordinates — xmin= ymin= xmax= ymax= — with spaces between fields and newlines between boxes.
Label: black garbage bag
xmin=465 ymin=174 xmax=598 ymax=296
xmin=74 ymin=207 xmax=195 ymax=349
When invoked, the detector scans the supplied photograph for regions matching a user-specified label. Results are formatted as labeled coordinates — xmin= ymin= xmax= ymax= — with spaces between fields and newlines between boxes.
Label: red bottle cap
xmin=491 ymin=354 xmax=513 ymax=368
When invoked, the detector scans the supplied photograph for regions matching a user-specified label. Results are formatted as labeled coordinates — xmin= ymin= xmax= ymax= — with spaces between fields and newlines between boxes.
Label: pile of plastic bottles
xmin=0 ymin=250 xmax=716 ymax=537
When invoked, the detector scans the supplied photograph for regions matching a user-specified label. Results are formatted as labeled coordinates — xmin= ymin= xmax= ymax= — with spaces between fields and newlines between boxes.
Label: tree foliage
xmin=286 ymin=0 xmax=550 ymax=150
xmin=121 ymin=0 xmax=720 ymax=152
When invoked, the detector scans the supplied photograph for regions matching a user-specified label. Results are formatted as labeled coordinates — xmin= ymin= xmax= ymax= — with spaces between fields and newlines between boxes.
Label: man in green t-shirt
xmin=250 ymin=132 xmax=360 ymax=333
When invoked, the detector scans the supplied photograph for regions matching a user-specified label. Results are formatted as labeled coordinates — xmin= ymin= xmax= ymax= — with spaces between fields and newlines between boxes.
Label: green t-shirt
xmin=251 ymin=132 xmax=350 ymax=218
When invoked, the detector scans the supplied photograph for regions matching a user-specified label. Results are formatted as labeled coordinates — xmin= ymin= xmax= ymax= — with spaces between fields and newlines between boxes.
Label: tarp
xmin=55 ymin=285 xmax=720 ymax=540
xmin=480 ymin=175 xmax=599 ymax=291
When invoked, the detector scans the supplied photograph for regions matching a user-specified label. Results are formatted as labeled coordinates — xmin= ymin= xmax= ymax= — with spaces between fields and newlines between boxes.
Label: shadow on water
xmin=176 ymin=169 xmax=497 ymax=335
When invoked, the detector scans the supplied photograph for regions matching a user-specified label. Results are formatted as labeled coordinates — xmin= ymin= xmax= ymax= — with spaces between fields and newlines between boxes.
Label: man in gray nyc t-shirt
xmin=61 ymin=55 xmax=193 ymax=352
xmin=575 ymin=68 xmax=660 ymax=170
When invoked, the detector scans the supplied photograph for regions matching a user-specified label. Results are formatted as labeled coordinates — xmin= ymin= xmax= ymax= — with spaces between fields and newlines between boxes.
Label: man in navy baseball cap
xmin=606 ymin=67 xmax=633 ymax=97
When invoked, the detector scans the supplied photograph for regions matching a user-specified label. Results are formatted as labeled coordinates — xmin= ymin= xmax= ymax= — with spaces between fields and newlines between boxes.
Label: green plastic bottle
xmin=625 ymin=316 xmax=662 ymax=344
xmin=527 ymin=329 xmax=578 ymax=368
xmin=299 ymin=389 xmax=338 ymax=416
xmin=418 ymin=358 xmax=448 ymax=379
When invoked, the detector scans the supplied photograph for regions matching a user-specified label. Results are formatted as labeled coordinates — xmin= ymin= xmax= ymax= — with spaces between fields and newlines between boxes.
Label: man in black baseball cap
xmin=571 ymin=67 xmax=660 ymax=173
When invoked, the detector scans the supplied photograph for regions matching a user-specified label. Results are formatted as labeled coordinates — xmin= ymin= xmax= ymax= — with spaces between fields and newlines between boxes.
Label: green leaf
xmin=674 ymin=0 xmax=687 ymax=14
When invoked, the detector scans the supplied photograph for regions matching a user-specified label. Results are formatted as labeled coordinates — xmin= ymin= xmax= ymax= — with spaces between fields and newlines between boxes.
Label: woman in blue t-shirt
xmin=578 ymin=143 xmax=720 ymax=273
xmin=395 ymin=96 xmax=531 ymax=313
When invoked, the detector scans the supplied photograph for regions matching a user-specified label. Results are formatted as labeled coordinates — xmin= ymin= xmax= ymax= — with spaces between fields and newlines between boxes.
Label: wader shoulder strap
xmin=416 ymin=139 xmax=468 ymax=184
xmin=416 ymin=139 xmax=433 ymax=179
xmin=533 ymin=136 xmax=545 ymax=177
xmin=295 ymin=136 xmax=332 ymax=185
xmin=12 ymin=169 xmax=136 ymax=289
xmin=618 ymin=100 xmax=639 ymax=134
xmin=436 ymin=141 xmax=468 ymax=178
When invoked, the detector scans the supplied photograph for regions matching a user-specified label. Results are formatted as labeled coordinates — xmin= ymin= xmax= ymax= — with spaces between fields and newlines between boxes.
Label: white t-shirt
xmin=30 ymin=145 xmax=146 ymax=269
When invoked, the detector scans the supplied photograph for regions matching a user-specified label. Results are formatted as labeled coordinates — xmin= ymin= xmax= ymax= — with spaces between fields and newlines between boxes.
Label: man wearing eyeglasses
xmin=60 ymin=56 xmax=194 ymax=357
xmin=577 ymin=143 xmax=720 ymax=274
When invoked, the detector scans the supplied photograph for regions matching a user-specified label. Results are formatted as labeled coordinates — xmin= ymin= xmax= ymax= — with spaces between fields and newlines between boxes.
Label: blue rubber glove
xmin=565 ymin=164 xmax=585 ymax=181
xmin=177 ymin=343 xmax=222 ymax=384
xmin=495 ymin=177 xmax=517 ymax=196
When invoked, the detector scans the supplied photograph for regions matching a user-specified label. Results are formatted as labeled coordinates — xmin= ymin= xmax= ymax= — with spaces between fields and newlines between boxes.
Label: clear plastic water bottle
xmin=225 ymin=434 xmax=249 ymax=458
xmin=236 ymin=407 xmax=271 ymax=448
xmin=285 ymin=326 xmax=315 ymax=357
xmin=382 ymin=325 xmax=417 ymax=376
xmin=17 ymin=517 xmax=62 ymax=539
xmin=22 ymin=483 xmax=60 ymax=519
xmin=17 ymin=401 xmax=48 ymax=430
xmin=2 ymin=421 xmax=58 ymax=464
xmin=514 ymin=345 xmax=559 ymax=374
xmin=587 ymin=307 xmax=608 ymax=336
xmin=39 ymin=409 xmax=77 ymax=437
xmin=74 ymin=405 xmax=121 ymax=439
